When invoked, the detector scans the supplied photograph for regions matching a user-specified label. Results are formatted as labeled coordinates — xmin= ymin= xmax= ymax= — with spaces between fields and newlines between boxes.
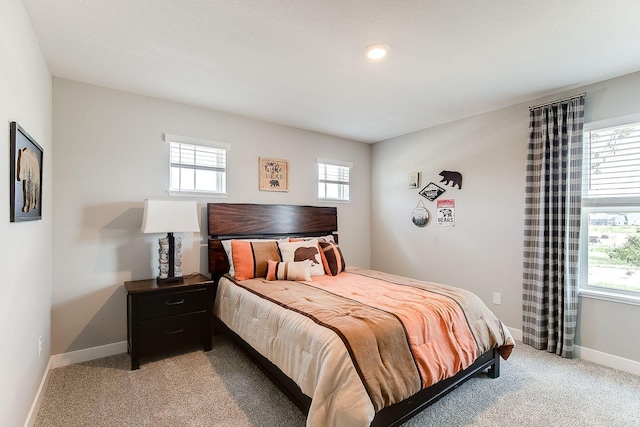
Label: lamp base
xmin=157 ymin=234 xmax=183 ymax=284
xmin=157 ymin=275 xmax=184 ymax=285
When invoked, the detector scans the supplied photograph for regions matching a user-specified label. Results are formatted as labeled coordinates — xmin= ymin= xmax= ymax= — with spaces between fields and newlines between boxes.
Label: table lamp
xmin=141 ymin=199 xmax=200 ymax=284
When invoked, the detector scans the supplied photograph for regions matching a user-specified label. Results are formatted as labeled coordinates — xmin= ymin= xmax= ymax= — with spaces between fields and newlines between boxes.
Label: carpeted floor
xmin=35 ymin=337 xmax=640 ymax=426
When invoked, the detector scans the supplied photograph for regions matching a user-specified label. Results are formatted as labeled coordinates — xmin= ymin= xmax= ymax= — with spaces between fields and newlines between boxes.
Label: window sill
xmin=579 ymin=289 xmax=640 ymax=307
xmin=317 ymin=199 xmax=350 ymax=204
xmin=167 ymin=191 xmax=228 ymax=198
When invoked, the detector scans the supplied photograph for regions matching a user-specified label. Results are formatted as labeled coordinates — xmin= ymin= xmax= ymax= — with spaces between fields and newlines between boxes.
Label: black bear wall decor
xmin=439 ymin=170 xmax=462 ymax=189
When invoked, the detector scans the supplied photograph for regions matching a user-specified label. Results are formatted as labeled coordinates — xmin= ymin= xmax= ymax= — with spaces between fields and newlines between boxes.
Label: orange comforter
xmin=228 ymin=267 xmax=514 ymax=411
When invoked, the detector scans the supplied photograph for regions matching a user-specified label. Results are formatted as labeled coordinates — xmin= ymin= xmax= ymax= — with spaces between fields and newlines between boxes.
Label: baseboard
xmin=44 ymin=330 xmax=640 ymax=376
xmin=23 ymin=358 xmax=52 ymax=427
xmin=24 ymin=341 xmax=127 ymax=426
xmin=507 ymin=327 xmax=523 ymax=342
xmin=574 ymin=345 xmax=640 ymax=376
xmin=507 ymin=327 xmax=640 ymax=376
xmin=50 ymin=341 xmax=127 ymax=369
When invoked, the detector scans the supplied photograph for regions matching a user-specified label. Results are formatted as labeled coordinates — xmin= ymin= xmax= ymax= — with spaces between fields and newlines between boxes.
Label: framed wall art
xmin=259 ymin=157 xmax=289 ymax=192
xmin=408 ymin=172 xmax=420 ymax=189
xmin=418 ymin=182 xmax=445 ymax=202
xmin=411 ymin=199 xmax=430 ymax=227
xmin=10 ymin=122 xmax=43 ymax=222
xmin=437 ymin=199 xmax=455 ymax=227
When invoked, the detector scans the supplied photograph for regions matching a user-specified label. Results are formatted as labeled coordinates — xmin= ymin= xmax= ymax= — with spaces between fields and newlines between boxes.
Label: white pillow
xmin=278 ymin=239 xmax=325 ymax=276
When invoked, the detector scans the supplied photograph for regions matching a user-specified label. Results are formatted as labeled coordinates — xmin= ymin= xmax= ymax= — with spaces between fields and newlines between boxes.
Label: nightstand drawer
xmin=138 ymin=311 xmax=207 ymax=355
xmin=137 ymin=288 xmax=208 ymax=321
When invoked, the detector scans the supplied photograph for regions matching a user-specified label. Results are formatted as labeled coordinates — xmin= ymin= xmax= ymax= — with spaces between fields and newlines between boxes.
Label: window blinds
xmin=584 ymin=123 xmax=640 ymax=198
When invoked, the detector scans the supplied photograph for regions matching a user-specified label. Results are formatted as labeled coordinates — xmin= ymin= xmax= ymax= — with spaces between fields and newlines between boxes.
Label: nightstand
xmin=125 ymin=273 xmax=216 ymax=370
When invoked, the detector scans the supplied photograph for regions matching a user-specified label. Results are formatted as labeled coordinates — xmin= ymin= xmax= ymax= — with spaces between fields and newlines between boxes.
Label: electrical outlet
xmin=38 ymin=335 xmax=42 ymax=358
xmin=492 ymin=292 xmax=502 ymax=305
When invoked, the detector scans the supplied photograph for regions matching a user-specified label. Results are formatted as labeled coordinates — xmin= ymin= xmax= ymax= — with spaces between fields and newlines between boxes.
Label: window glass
xmin=318 ymin=160 xmax=351 ymax=202
xmin=580 ymin=121 xmax=640 ymax=301
xmin=583 ymin=210 xmax=640 ymax=293
xmin=168 ymin=137 xmax=227 ymax=194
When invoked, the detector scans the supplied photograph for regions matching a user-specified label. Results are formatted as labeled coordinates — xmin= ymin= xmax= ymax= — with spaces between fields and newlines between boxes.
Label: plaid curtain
xmin=522 ymin=96 xmax=585 ymax=358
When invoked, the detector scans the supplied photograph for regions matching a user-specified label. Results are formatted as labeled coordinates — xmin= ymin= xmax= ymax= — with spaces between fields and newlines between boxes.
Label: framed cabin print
xmin=418 ymin=182 xmax=445 ymax=202
xmin=10 ymin=122 xmax=43 ymax=222
xmin=259 ymin=157 xmax=289 ymax=192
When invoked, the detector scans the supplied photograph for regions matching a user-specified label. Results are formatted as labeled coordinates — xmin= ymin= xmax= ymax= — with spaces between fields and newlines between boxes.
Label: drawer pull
xmin=166 ymin=328 xmax=184 ymax=335
xmin=165 ymin=299 xmax=185 ymax=306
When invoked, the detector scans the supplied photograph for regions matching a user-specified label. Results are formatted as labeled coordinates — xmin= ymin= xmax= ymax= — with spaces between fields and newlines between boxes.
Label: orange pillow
xmin=231 ymin=240 xmax=281 ymax=280
xmin=266 ymin=260 xmax=311 ymax=281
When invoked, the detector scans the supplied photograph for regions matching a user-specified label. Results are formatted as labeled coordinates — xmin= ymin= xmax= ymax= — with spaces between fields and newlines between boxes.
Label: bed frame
xmin=207 ymin=203 xmax=500 ymax=427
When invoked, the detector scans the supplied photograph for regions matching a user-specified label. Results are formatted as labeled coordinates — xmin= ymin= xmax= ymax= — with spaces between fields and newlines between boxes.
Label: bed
xmin=207 ymin=203 xmax=514 ymax=426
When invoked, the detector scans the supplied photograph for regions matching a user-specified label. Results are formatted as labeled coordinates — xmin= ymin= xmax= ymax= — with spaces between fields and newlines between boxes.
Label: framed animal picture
xmin=10 ymin=122 xmax=43 ymax=222
xmin=408 ymin=172 xmax=420 ymax=189
xmin=259 ymin=157 xmax=289 ymax=192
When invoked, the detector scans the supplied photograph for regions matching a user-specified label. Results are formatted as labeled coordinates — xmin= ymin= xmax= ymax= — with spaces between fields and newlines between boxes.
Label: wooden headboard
xmin=207 ymin=203 xmax=338 ymax=279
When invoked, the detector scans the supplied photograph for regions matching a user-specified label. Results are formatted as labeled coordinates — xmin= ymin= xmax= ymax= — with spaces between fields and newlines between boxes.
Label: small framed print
xmin=259 ymin=157 xmax=289 ymax=192
xmin=418 ymin=182 xmax=445 ymax=202
xmin=437 ymin=199 xmax=455 ymax=227
xmin=10 ymin=122 xmax=43 ymax=222
xmin=408 ymin=172 xmax=420 ymax=189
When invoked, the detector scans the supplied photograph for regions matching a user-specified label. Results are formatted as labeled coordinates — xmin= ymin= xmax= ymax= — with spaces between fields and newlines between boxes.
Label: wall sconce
xmin=141 ymin=199 xmax=200 ymax=284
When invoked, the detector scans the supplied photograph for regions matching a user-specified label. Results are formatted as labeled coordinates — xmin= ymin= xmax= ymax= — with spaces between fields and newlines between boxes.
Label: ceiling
xmin=21 ymin=1 xmax=640 ymax=143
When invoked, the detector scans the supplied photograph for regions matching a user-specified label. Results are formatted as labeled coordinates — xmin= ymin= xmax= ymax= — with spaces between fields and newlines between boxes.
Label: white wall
xmin=51 ymin=78 xmax=371 ymax=355
xmin=0 ymin=0 xmax=52 ymax=425
xmin=371 ymin=71 xmax=640 ymax=364
xmin=371 ymin=103 xmax=527 ymax=330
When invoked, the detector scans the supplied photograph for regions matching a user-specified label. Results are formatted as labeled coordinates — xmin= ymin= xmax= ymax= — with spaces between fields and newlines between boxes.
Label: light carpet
xmin=35 ymin=337 xmax=640 ymax=426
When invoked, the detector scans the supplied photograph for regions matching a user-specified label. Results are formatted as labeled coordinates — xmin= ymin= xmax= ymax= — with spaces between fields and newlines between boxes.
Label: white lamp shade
xmin=141 ymin=199 xmax=200 ymax=233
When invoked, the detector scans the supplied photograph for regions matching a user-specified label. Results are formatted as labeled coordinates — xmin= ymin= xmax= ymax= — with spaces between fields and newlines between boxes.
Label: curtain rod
xmin=529 ymin=92 xmax=586 ymax=110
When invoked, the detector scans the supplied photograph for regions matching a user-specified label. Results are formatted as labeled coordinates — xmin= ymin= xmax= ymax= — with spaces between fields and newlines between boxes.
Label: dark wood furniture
xmin=125 ymin=273 xmax=215 ymax=370
xmin=208 ymin=203 xmax=338 ymax=280
xmin=206 ymin=203 xmax=501 ymax=426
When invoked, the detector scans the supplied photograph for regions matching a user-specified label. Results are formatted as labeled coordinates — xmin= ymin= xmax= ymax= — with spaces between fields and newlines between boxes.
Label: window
xmin=579 ymin=118 xmax=640 ymax=304
xmin=317 ymin=158 xmax=352 ymax=202
xmin=165 ymin=134 xmax=230 ymax=195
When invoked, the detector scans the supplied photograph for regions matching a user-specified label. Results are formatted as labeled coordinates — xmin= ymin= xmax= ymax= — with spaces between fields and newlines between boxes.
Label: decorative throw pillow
xmin=321 ymin=234 xmax=336 ymax=244
xmin=319 ymin=241 xmax=346 ymax=276
xmin=278 ymin=239 xmax=325 ymax=276
xmin=266 ymin=260 xmax=311 ymax=281
xmin=231 ymin=240 xmax=282 ymax=280
xmin=222 ymin=238 xmax=284 ymax=277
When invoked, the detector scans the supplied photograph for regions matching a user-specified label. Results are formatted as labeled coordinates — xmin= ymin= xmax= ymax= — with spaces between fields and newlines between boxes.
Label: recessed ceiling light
xmin=364 ymin=43 xmax=390 ymax=61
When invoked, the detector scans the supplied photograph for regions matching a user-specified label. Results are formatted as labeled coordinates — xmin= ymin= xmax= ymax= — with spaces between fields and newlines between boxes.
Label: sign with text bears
xmin=437 ymin=199 xmax=455 ymax=227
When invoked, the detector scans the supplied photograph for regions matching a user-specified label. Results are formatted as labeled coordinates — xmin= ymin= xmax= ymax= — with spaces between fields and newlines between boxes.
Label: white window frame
xmin=165 ymin=133 xmax=230 ymax=197
xmin=317 ymin=158 xmax=352 ymax=203
xmin=578 ymin=114 xmax=640 ymax=306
